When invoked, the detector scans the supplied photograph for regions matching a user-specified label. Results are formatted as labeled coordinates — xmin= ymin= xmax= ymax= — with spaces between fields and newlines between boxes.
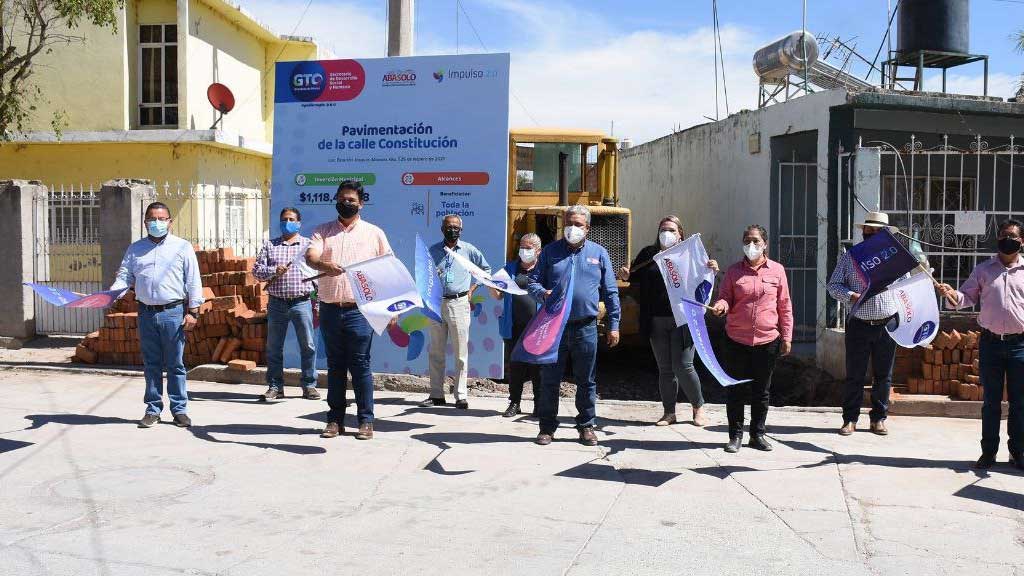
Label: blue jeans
xmin=842 ymin=317 xmax=897 ymax=424
xmin=265 ymin=296 xmax=317 ymax=390
xmin=979 ymin=334 xmax=1024 ymax=456
xmin=138 ymin=303 xmax=187 ymax=415
xmin=319 ymin=303 xmax=374 ymax=424
xmin=537 ymin=318 xmax=599 ymax=433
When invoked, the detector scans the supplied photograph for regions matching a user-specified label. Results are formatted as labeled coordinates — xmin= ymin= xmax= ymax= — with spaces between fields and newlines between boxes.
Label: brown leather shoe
xmin=320 ymin=422 xmax=342 ymax=438
xmin=655 ymin=413 xmax=676 ymax=427
xmin=870 ymin=420 xmax=888 ymax=436
xmin=355 ymin=423 xmax=373 ymax=440
xmin=578 ymin=427 xmax=598 ymax=446
xmin=839 ymin=421 xmax=856 ymax=436
xmin=302 ymin=387 xmax=322 ymax=400
xmin=692 ymin=406 xmax=708 ymax=427
xmin=535 ymin=432 xmax=553 ymax=445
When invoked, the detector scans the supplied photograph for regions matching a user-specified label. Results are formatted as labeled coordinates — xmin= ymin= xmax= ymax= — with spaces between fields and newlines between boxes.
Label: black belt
xmin=852 ymin=315 xmax=894 ymax=327
xmin=566 ymin=316 xmax=597 ymax=327
xmin=982 ymin=329 xmax=1024 ymax=343
xmin=444 ymin=291 xmax=469 ymax=300
xmin=140 ymin=300 xmax=183 ymax=312
xmin=323 ymin=301 xmax=358 ymax=310
xmin=271 ymin=294 xmax=311 ymax=304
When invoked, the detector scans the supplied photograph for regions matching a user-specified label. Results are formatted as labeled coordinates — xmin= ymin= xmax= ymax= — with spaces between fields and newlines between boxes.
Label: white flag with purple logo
xmin=345 ymin=253 xmax=423 ymax=335
xmin=444 ymin=246 xmax=528 ymax=295
xmin=884 ymin=272 xmax=940 ymax=348
xmin=654 ymin=234 xmax=715 ymax=327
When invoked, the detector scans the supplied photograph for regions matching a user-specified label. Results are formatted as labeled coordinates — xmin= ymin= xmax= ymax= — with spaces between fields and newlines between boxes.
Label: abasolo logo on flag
xmin=663 ymin=258 xmax=682 ymax=288
xmin=355 ymin=271 xmax=375 ymax=301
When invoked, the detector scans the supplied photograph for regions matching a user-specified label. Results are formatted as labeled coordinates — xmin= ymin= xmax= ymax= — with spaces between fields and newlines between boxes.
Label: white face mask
xmin=743 ymin=241 xmax=764 ymax=261
xmin=658 ymin=230 xmax=679 ymax=248
xmin=518 ymin=248 xmax=537 ymax=264
xmin=564 ymin=225 xmax=586 ymax=245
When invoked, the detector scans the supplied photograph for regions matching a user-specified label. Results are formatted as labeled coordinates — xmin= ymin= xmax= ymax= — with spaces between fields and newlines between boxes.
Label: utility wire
xmin=713 ymin=0 xmax=729 ymax=115
xmin=457 ymin=0 xmax=540 ymax=125
xmin=711 ymin=0 xmax=719 ymax=120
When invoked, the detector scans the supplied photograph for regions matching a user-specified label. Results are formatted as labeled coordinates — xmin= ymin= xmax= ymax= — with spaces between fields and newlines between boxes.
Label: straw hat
xmin=854 ymin=211 xmax=897 ymax=233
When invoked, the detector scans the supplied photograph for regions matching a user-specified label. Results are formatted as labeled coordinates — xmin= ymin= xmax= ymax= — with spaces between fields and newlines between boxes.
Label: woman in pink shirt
xmin=711 ymin=224 xmax=793 ymax=454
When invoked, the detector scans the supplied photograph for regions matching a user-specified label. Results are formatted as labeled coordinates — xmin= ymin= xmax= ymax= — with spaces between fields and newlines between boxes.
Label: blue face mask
xmin=280 ymin=220 xmax=301 ymax=235
xmin=146 ymin=219 xmax=169 ymax=238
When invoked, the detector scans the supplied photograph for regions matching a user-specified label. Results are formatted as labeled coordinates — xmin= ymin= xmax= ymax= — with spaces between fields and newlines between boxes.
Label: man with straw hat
xmin=827 ymin=211 xmax=900 ymax=437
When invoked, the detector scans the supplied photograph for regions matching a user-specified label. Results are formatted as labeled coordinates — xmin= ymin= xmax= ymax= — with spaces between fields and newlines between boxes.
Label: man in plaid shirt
xmin=827 ymin=211 xmax=900 ymax=437
xmin=252 ymin=207 xmax=321 ymax=401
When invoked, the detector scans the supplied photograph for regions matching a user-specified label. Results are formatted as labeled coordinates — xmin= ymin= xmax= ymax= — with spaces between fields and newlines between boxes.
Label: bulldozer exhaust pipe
xmin=558 ymin=151 xmax=569 ymax=207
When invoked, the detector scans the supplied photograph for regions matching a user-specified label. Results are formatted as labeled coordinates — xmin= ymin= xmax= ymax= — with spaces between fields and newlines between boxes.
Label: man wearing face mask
xmin=491 ymin=233 xmax=543 ymax=417
xmin=110 ymin=202 xmax=203 ymax=429
xmin=938 ymin=219 xmax=1024 ymax=470
xmin=827 ymin=211 xmax=901 ymax=437
xmin=421 ymin=214 xmax=491 ymax=410
xmin=711 ymin=224 xmax=793 ymax=453
xmin=252 ymin=207 xmax=320 ymax=402
xmin=528 ymin=205 xmax=621 ymax=446
xmin=306 ymin=180 xmax=391 ymax=440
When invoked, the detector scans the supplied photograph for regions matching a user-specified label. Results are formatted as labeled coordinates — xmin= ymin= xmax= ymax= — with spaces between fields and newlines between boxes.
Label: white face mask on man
xmin=564 ymin=225 xmax=586 ymax=245
xmin=743 ymin=241 xmax=764 ymax=261
xmin=658 ymin=230 xmax=679 ymax=248
xmin=518 ymin=248 xmax=537 ymax=264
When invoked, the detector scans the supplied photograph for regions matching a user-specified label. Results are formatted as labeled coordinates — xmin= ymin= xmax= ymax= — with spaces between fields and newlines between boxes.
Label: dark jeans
xmin=979 ymin=333 xmax=1024 ymax=456
xmin=725 ymin=336 xmax=781 ymax=438
xmin=537 ymin=318 xmax=598 ymax=433
xmin=319 ymin=303 xmax=374 ymax=425
xmin=505 ymin=328 xmax=540 ymax=404
xmin=842 ymin=317 xmax=897 ymax=424
xmin=265 ymin=296 xmax=317 ymax=390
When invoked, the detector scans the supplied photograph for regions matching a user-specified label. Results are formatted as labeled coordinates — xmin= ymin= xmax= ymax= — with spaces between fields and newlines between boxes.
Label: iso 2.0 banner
xmin=847 ymin=229 xmax=918 ymax=317
xmin=654 ymin=234 xmax=714 ymax=327
xmin=884 ymin=272 xmax=940 ymax=348
xmin=272 ymin=54 xmax=510 ymax=376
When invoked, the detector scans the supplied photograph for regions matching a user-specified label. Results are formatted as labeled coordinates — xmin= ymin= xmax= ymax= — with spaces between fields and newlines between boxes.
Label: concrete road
xmin=0 ymin=368 xmax=1022 ymax=576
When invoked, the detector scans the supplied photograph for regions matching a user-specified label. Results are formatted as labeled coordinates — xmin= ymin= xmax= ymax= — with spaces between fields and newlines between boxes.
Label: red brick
xmin=227 ymin=359 xmax=256 ymax=371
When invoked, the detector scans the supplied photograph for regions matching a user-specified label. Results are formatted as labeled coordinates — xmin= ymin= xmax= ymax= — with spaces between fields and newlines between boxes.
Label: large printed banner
xmin=273 ymin=54 xmax=511 ymax=376
xmin=654 ymin=234 xmax=715 ymax=327
xmin=680 ymin=298 xmax=750 ymax=387
xmin=847 ymin=229 xmax=918 ymax=317
xmin=885 ymin=272 xmax=940 ymax=348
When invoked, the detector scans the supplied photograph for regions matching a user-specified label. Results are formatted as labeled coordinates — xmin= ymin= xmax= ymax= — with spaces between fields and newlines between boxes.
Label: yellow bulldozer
xmin=505 ymin=128 xmax=639 ymax=342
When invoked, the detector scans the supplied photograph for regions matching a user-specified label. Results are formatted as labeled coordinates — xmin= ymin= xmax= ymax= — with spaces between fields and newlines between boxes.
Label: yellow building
xmin=0 ymin=0 xmax=321 ymax=276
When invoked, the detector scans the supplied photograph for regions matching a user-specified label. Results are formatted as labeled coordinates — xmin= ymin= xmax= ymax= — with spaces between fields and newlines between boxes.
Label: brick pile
xmin=73 ymin=247 xmax=271 ymax=369
xmin=905 ymin=330 xmax=1007 ymax=401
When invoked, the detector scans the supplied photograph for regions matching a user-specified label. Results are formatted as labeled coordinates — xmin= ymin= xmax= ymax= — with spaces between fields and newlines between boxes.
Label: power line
xmin=712 ymin=0 xmax=729 ymax=116
xmin=456 ymin=1 xmax=540 ymax=126
xmin=711 ymin=1 xmax=719 ymax=120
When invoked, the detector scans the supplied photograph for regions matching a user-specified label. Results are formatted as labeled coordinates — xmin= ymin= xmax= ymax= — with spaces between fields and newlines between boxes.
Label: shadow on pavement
xmin=0 ymin=438 xmax=33 ymax=454
xmin=190 ymin=424 xmax=326 ymax=455
xmin=22 ymin=413 xmax=138 ymax=430
xmin=411 ymin=432 xmax=533 ymax=450
xmin=954 ymin=482 xmax=1024 ymax=511
xmin=297 ymin=411 xmax=435 ymax=433
xmin=556 ymin=461 xmax=681 ymax=487
xmin=189 ymin=390 xmax=269 ymax=404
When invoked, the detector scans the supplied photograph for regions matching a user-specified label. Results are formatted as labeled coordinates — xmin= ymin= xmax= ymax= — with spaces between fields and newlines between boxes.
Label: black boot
xmin=725 ymin=435 xmax=742 ymax=453
xmin=502 ymin=402 xmax=521 ymax=418
xmin=748 ymin=434 xmax=773 ymax=451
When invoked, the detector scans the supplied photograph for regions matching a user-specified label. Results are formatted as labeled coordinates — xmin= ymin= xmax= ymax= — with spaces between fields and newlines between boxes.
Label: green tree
xmin=1017 ymin=30 xmax=1024 ymax=99
xmin=0 ymin=0 xmax=123 ymax=139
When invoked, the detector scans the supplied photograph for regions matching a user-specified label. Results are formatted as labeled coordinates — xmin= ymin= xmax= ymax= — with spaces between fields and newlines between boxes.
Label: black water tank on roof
xmin=897 ymin=0 xmax=970 ymax=55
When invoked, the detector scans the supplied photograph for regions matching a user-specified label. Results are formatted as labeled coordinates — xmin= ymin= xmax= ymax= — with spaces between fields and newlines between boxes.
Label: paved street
xmin=0 ymin=367 xmax=1022 ymax=576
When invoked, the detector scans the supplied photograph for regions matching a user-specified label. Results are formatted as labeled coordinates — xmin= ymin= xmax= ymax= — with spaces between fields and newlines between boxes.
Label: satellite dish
xmin=206 ymin=83 xmax=235 ymax=129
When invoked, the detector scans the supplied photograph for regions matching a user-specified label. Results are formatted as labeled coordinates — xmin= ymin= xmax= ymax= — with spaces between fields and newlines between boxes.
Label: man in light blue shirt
xmin=528 ymin=205 xmax=620 ymax=447
xmin=110 ymin=202 xmax=204 ymax=429
xmin=420 ymin=214 xmax=491 ymax=409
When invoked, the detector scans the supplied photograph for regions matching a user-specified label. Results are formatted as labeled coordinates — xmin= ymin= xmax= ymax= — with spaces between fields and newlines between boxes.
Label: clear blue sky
xmin=246 ymin=0 xmax=1024 ymax=143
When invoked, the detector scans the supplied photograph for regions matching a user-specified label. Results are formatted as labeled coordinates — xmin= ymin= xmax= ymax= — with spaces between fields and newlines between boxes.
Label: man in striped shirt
xmin=252 ymin=207 xmax=320 ymax=402
xmin=827 ymin=211 xmax=900 ymax=437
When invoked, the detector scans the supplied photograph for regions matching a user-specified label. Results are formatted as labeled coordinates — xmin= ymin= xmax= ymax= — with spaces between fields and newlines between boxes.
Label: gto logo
xmin=663 ymin=258 xmax=682 ymax=288
xmin=292 ymin=73 xmax=323 ymax=87
xmin=355 ymin=271 xmax=375 ymax=301
xmin=492 ymin=280 xmax=507 ymax=289
xmin=387 ymin=300 xmax=415 ymax=312
xmin=914 ymin=321 xmax=936 ymax=344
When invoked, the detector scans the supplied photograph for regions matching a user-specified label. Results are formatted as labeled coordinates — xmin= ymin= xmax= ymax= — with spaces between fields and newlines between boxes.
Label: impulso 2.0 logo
xmin=434 ymin=67 xmax=498 ymax=82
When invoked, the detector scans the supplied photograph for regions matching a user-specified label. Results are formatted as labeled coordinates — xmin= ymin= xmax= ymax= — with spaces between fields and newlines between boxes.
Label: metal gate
xmin=835 ymin=135 xmax=1024 ymax=322
xmin=776 ymin=162 xmax=818 ymax=342
xmin=32 ymin=185 xmax=105 ymax=335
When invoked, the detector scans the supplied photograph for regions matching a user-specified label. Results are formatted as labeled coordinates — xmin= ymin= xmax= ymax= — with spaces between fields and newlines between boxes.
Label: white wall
xmin=618 ymin=89 xmax=850 ymax=353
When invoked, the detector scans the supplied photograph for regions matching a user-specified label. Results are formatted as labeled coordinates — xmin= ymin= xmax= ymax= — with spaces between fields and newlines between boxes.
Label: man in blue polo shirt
xmin=528 ymin=205 xmax=621 ymax=446
xmin=421 ymin=214 xmax=491 ymax=409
